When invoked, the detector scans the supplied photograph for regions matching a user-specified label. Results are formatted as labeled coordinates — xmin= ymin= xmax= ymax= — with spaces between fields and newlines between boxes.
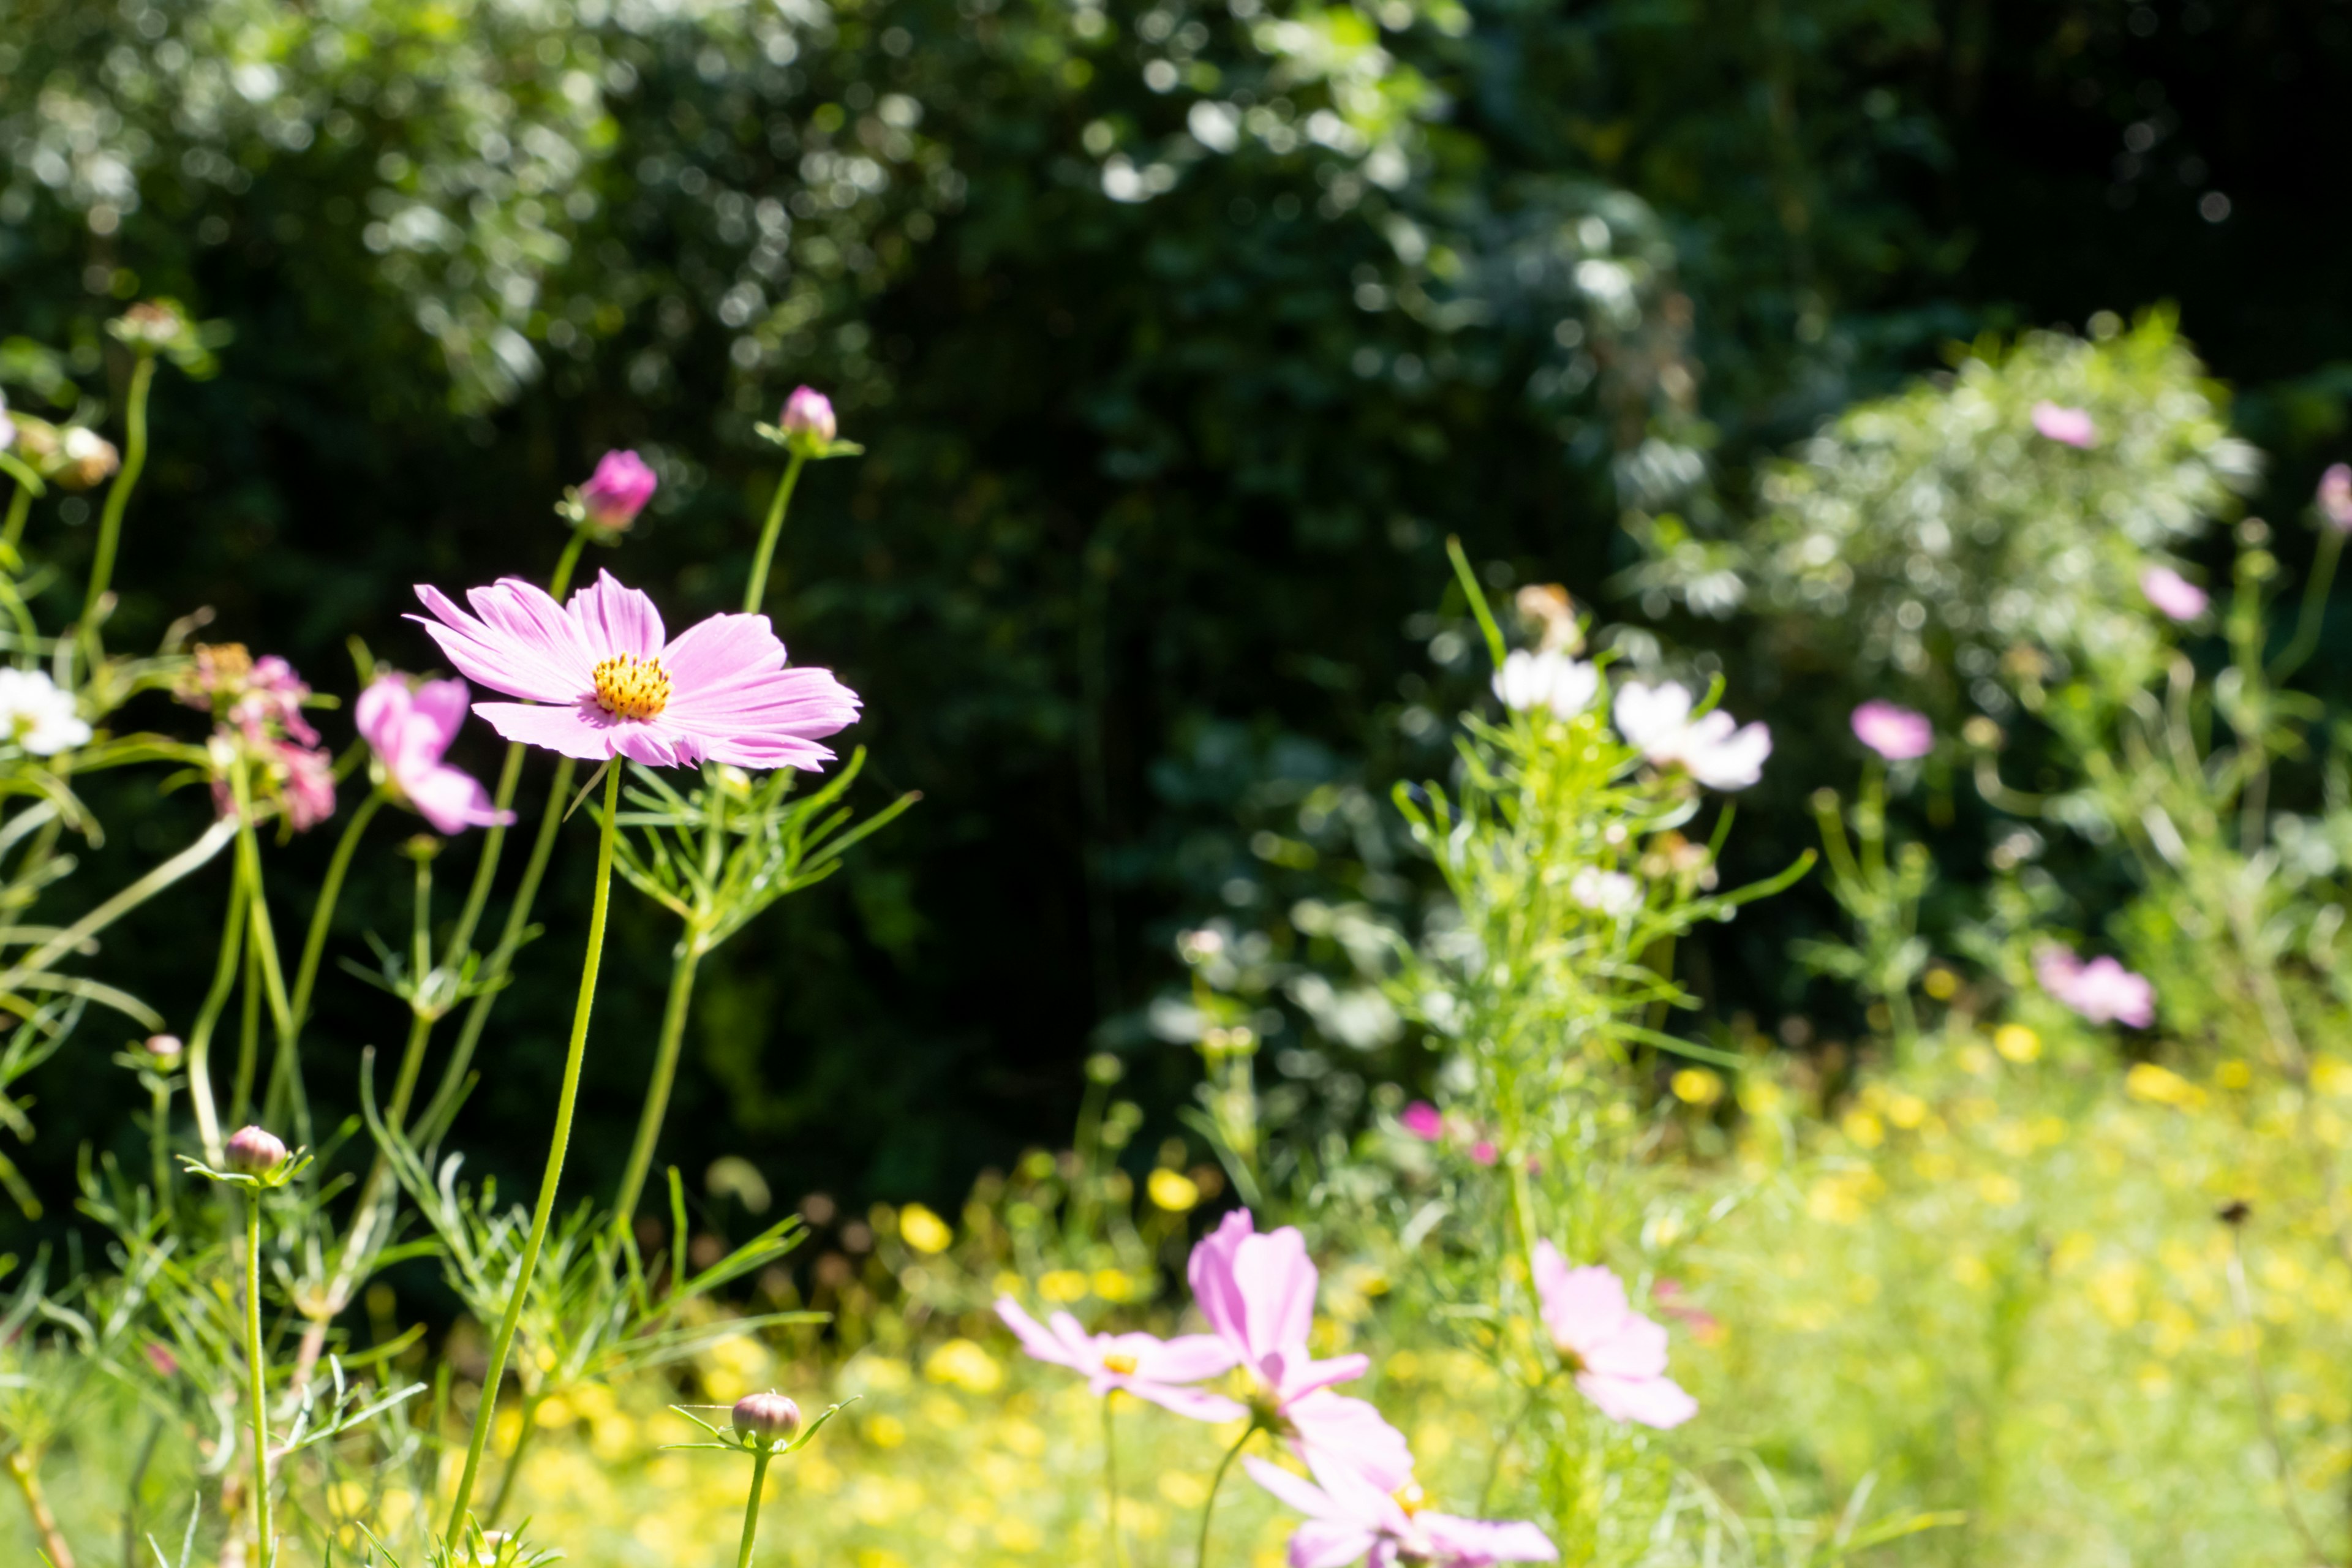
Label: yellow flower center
xmin=592 ymin=654 xmax=671 ymax=720
xmin=1101 ymin=1353 xmax=1139 ymax=1375
xmin=1393 ymin=1483 xmax=1427 ymax=1517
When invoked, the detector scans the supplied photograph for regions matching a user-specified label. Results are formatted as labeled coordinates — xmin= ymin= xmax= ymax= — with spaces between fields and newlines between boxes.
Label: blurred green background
xmin=2 ymin=0 xmax=2346 ymax=1216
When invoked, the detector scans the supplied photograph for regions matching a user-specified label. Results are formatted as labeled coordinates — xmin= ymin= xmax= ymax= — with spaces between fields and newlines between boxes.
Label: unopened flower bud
xmin=2320 ymin=465 xmax=2352 ymax=533
xmin=225 ymin=1124 xmax=287 ymax=1175
xmin=110 ymin=300 xmax=191 ymax=353
xmin=779 ymin=386 xmax=837 ymax=450
xmin=731 ymin=1390 xmax=802 ymax=1441
xmin=578 ymin=449 xmax=658 ymax=533
xmin=145 ymin=1033 xmax=185 ymax=1066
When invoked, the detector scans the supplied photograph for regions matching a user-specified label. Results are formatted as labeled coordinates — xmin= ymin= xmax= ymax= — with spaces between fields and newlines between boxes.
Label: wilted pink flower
xmin=780 ymin=386 xmax=839 ymax=448
xmin=410 ymin=570 xmax=860 ymax=771
xmin=2318 ymin=464 xmax=2352 ymax=532
xmin=2034 ymin=945 xmax=2154 ymax=1028
xmin=1532 ymin=1243 xmax=1697 ymax=1429
xmin=2031 ymin=402 xmax=2097 ymax=448
xmin=277 ymin=742 xmax=338 ymax=831
xmin=1614 ymin=683 xmax=1771 ymax=791
xmin=994 ymin=1298 xmax=1245 ymax=1420
xmin=2139 ymin=565 xmax=2209 ymax=622
xmin=1245 ymin=1449 xmax=1558 ymax=1568
xmin=356 ymin=674 xmax=516 ymax=835
xmin=578 ymin=450 xmax=658 ymax=533
xmin=236 ymin=657 xmax=320 ymax=747
xmin=1188 ymin=1210 xmax=1413 ymax=1487
xmin=1850 ymin=700 xmax=1933 ymax=762
xmin=1399 ymin=1101 xmax=1444 ymax=1142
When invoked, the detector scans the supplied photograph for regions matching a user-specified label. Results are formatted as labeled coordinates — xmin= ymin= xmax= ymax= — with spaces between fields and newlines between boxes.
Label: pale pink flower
xmin=1399 ymin=1101 xmax=1444 ymax=1142
xmin=2139 ymin=565 xmax=2209 ymax=622
xmin=993 ymin=1298 xmax=1245 ymax=1420
xmin=2318 ymin=464 xmax=2352 ymax=533
xmin=1188 ymin=1210 xmax=1413 ymax=1487
xmin=2031 ymin=402 xmax=2097 ymax=448
xmin=410 ymin=570 xmax=859 ymax=770
xmin=1532 ymin=1243 xmax=1697 ymax=1429
xmin=1850 ymin=700 xmax=1933 ymax=762
xmin=781 ymin=386 xmax=838 ymax=447
xmin=1469 ymin=1140 xmax=1498 ymax=1167
xmin=1492 ymin=650 xmax=1599 ymax=720
xmin=1613 ymin=683 xmax=1771 ymax=791
xmin=2034 ymin=945 xmax=2154 ymax=1027
xmin=356 ymin=673 xmax=516 ymax=835
xmin=1245 ymin=1449 xmax=1557 ymax=1568
xmin=578 ymin=450 xmax=658 ymax=533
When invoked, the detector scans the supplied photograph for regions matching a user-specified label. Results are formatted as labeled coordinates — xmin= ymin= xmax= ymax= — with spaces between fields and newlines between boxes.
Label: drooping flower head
xmin=2034 ymin=945 xmax=2155 ymax=1027
xmin=1613 ymin=683 xmax=1771 ymax=791
xmin=1492 ymin=650 xmax=1598 ymax=720
xmin=1850 ymin=700 xmax=1933 ymax=762
xmin=410 ymin=570 xmax=859 ymax=771
xmin=994 ymin=1298 xmax=1245 ymax=1420
xmin=357 ymin=673 xmax=516 ymax=835
xmin=181 ymin=644 xmax=337 ymax=832
xmin=0 ymin=668 xmax=91 ymax=756
xmin=780 ymin=386 xmax=839 ymax=450
xmin=1188 ymin=1209 xmax=1413 ymax=1487
xmin=2031 ymin=402 xmax=2097 ymax=449
xmin=1245 ymin=1448 xmax=1558 ymax=1568
xmin=1531 ymin=1244 xmax=1697 ymax=1429
xmin=577 ymin=450 xmax=658 ymax=535
xmin=2321 ymin=465 xmax=2352 ymax=533
xmin=2139 ymin=565 xmax=2209 ymax=623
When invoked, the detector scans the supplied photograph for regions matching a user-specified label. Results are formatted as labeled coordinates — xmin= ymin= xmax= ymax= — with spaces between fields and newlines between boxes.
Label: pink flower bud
xmin=1399 ymin=1101 xmax=1444 ymax=1142
xmin=2139 ymin=564 xmax=2209 ymax=623
xmin=225 ymin=1125 xmax=287 ymax=1175
xmin=780 ymin=386 xmax=837 ymax=447
xmin=731 ymin=1390 xmax=802 ymax=1440
xmin=578 ymin=450 xmax=658 ymax=533
xmin=1849 ymin=699 xmax=1934 ymax=761
xmin=2320 ymin=464 xmax=2352 ymax=533
xmin=145 ymin=1034 xmax=185 ymax=1065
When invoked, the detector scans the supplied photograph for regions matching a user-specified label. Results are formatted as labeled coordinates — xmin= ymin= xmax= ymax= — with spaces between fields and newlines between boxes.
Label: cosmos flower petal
xmin=1138 ymin=1334 xmax=1245 ymax=1384
xmin=1421 ymin=1515 xmax=1561 ymax=1564
xmin=568 ymin=569 xmax=668 ymax=658
xmin=1120 ymin=1381 xmax=1250 ymax=1422
xmin=993 ymin=1298 xmax=1084 ymax=1373
xmin=410 ymin=584 xmax=587 ymax=705
xmin=470 ymin=701 xmax=618 ymax=761
xmin=404 ymin=763 xmax=514 ymax=835
xmin=1575 ymin=1370 xmax=1698 ymax=1428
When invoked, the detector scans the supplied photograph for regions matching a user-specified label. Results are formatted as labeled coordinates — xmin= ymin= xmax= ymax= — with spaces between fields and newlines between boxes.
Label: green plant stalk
xmin=742 ymin=451 xmax=807 ymax=614
xmin=232 ymin=932 xmax=260 ymax=1128
xmin=238 ymin=819 xmax=307 ymax=1148
xmin=186 ymin=862 xmax=250 ymax=1162
xmin=1102 ymin=1393 xmax=1127 ymax=1568
xmin=4 ymin=1449 xmax=73 ymax=1568
xmin=2271 ymin=525 xmax=2345 ymax=682
xmin=735 ymin=1446 xmax=774 ymax=1568
xmin=0 ymin=813 xmax=238 ymax=991
xmin=443 ymin=762 xmax=623 ymax=1540
xmin=289 ymin=790 xmax=385 ymax=1030
xmin=484 ymin=1388 xmax=548 ymax=1528
xmin=149 ymin=1072 xmax=173 ymax=1205
xmin=243 ymin=1187 xmax=273 ymax=1565
xmin=0 ymin=483 xmax=32 ymax=557
xmin=610 ymin=938 xmax=704 ymax=1237
xmin=548 ymin=521 xmax=594 ymax=605
xmin=1195 ymin=1426 xmax=1253 ymax=1568
xmin=79 ymin=352 xmax=154 ymax=641
xmin=449 ymin=745 xmax=527 ymax=960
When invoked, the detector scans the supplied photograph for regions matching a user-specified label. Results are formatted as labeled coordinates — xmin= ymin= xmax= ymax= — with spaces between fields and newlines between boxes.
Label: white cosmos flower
xmin=1611 ymin=681 xmax=1771 ymax=791
xmin=1570 ymin=868 xmax=1641 ymax=916
xmin=0 ymin=668 xmax=92 ymax=756
xmin=1493 ymin=650 xmax=1600 ymax=719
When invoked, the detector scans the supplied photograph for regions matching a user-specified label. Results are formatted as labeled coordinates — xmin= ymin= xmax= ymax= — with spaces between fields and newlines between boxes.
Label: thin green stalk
xmin=611 ymin=940 xmax=704 ymax=1237
xmin=1477 ymin=1376 xmax=1553 ymax=1515
xmin=1102 ymin=1393 xmax=1127 ymax=1568
xmin=1195 ymin=1426 xmax=1252 ymax=1568
xmin=233 ymin=818 xmax=306 ymax=1148
xmin=4 ymin=1450 xmax=73 ymax=1568
xmin=449 ymin=745 xmax=527 ymax=960
xmin=2272 ymin=526 xmax=2345 ymax=683
xmin=243 ymin=1188 xmax=273 ymax=1564
xmin=443 ymin=763 xmax=623 ymax=1540
xmin=233 ymin=932 xmax=260 ymax=1128
xmin=484 ymin=1389 xmax=546 ymax=1528
xmin=0 ymin=814 xmax=238 ymax=990
xmin=742 ymin=451 xmax=807 ymax=614
xmin=289 ymin=791 xmax=384 ymax=1030
xmin=548 ymin=522 xmax=593 ymax=603
xmin=80 ymin=353 xmax=155 ymax=636
xmin=186 ymin=866 xmax=249 ymax=1163
xmin=148 ymin=1074 xmax=173 ymax=1206
xmin=735 ymin=1447 xmax=774 ymax=1568
xmin=1 ymin=482 xmax=32 ymax=557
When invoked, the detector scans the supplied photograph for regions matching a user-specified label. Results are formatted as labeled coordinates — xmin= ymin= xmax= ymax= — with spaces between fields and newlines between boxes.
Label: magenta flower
xmin=1245 ymin=1450 xmax=1557 ymax=1568
xmin=1188 ymin=1210 xmax=1413 ymax=1487
xmin=2139 ymin=565 xmax=2209 ymax=622
xmin=410 ymin=570 xmax=859 ymax=771
xmin=780 ymin=386 xmax=839 ymax=448
xmin=356 ymin=673 xmax=516 ymax=835
xmin=993 ymin=1298 xmax=1245 ymax=1420
xmin=578 ymin=450 xmax=658 ymax=533
xmin=1468 ymin=1140 xmax=1499 ymax=1167
xmin=2319 ymin=464 xmax=2352 ymax=533
xmin=1850 ymin=700 xmax=1933 ymax=762
xmin=2034 ymin=945 xmax=2154 ymax=1027
xmin=1399 ymin=1101 xmax=1444 ymax=1142
xmin=2031 ymin=402 xmax=2097 ymax=448
xmin=1531 ymin=1244 xmax=1697 ymax=1430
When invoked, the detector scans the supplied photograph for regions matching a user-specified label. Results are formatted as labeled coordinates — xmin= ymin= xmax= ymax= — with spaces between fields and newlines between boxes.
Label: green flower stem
xmin=610 ymin=939 xmax=704 ymax=1239
xmin=742 ymin=450 xmax=807 ymax=615
xmin=736 ymin=1446 xmax=775 ymax=1568
xmin=2272 ymin=524 xmax=2346 ymax=682
xmin=232 ymin=937 xmax=261 ymax=1128
xmin=4 ymin=1450 xmax=73 ymax=1568
xmin=450 ymin=744 xmax=527 ymax=961
xmin=484 ymin=1388 xmax=548 ymax=1528
xmin=242 ymin=1186 xmax=273 ymax=1564
xmin=186 ymin=861 xmax=250 ymax=1162
xmin=289 ymin=790 xmax=385 ymax=1031
xmin=0 ymin=813 xmax=238 ymax=993
xmin=1102 ymin=1393 xmax=1127 ymax=1568
xmin=80 ymin=352 xmax=155 ymax=641
xmin=148 ymin=1073 xmax=173 ymax=1205
xmin=1195 ymin=1425 xmax=1253 ymax=1568
xmin=1 ymin=482 xmax=32 ymax=557
xmin=234 ymin=812 xmax=306 ymax=1149
xmin=548 ymin=521 xmax=594 ymax=603
xmin=443 ymin=761 xmax=623 ymax=1540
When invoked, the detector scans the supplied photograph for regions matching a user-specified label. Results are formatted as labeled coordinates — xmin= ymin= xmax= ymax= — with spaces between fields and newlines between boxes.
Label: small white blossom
xmin=1492 ymin=650 xmax=1599 ymax=719
xmin=0 ymin=668 xmax=92 ymax=755
xmin=1612 ymin=681 xmax=1771 ymax=791
xmin=1570 ymin=868 xmax=1641 ymax=916
xmin=0 ymin=388 xmax=13 ymax=453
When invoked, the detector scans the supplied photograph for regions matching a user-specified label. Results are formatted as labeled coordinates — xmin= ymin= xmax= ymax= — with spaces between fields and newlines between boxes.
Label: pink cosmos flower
xmin=2318 ymin=464 xmax=2352 ymax=533
xmin=2034 ymin=945 xmax=2155 ymax=1027
xmin=1245 ymin=1449 xmax=1557 ymax=1568
xmin=1850 ymin=700 xmax=1933 ymax=762
xmin=1613 ymin=683 xmax=1771 ymax=791
xmin=2139 ymin=565 xmax=2209 ymax=622
xmin=578 ymin=450 xmax=658 ymax=533
xmin=780 ymin=386 xmax=839 ymax=447
xmin=356 ymin=673 xmax=516 ymax=835
xmin=1531 ymin=1243 xmax=1697 ymax=1430
xmin=276 ymin=741 xmax=339 ymax=832
xmin=410 ymin=570 xmax=859 ymax=771
xmin=1188 ymin=1210 xmax=1413 ymax=1487
xmin=1399 ymin=1101 xmax=1444 ymax=1142
xmin=2031 ymin=402 xmax=2097 ymax=448
xmin=993 ymin=1298 xmax=1245 ymax=1420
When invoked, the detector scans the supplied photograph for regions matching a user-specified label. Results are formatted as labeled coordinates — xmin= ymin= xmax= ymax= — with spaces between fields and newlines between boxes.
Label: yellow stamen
xmin=1101 ymin=1353 xmax=1139 ymax=1375
xmin=1392 ymin=1482 xmax=1427 ymax=1517
xmin=592 ymin=654 xmax=671 ymax=720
